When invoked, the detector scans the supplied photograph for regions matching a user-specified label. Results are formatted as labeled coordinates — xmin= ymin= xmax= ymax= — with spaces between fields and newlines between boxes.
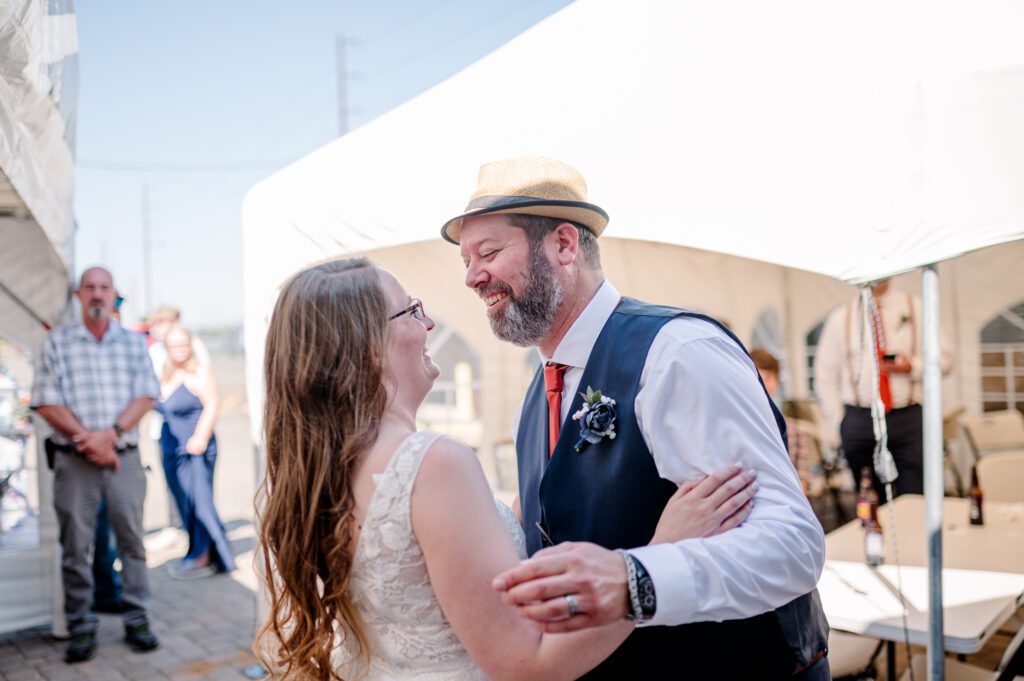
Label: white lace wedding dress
xmin=337 ymin=431 xmax=527 ymax=680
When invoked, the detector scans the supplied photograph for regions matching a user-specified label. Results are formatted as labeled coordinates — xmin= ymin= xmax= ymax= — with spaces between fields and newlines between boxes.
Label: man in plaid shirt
xmin=32 ymin=267 xmax=160 ymax=663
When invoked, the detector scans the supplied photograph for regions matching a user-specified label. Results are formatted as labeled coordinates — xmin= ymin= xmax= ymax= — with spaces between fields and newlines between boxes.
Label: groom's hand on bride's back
xmin=491 ymin=463 xmax=759 ymax=632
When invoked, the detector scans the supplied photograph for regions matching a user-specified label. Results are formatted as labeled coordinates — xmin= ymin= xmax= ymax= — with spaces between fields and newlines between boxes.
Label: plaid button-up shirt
xmin=31 ymin=321 xmax=159 ymax=447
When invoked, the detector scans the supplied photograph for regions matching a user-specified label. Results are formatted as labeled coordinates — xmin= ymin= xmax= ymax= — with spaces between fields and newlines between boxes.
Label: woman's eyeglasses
xmin=389 ymin=298 xmax=425 ymax=322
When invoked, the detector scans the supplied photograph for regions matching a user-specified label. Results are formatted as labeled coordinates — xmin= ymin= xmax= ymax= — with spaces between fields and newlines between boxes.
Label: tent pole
xmin=922 ymin=264 xmax=944 ymax=681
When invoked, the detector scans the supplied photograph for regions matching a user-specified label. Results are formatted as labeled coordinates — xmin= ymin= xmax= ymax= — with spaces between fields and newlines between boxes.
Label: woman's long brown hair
xmin=255 ymin=257 xmax=389 ymax=680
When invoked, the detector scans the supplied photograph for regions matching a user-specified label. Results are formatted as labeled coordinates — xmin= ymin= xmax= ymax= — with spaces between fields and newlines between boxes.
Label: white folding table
xmin=820 ymin=495 xmax=1024 ymax=679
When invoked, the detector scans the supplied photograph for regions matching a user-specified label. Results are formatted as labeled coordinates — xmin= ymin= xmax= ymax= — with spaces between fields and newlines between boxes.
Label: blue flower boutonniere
xmin=572 ymin=386 xmax=617 ymax=453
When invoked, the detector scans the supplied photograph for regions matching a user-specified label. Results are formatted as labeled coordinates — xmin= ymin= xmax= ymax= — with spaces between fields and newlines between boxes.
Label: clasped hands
xmin=491 ymin=463 xmax=757 ymax=633
xmin=72 ymin=428 xmax=121 ymax=471
xmin=880 ymin=354 xmax=912 ymax=375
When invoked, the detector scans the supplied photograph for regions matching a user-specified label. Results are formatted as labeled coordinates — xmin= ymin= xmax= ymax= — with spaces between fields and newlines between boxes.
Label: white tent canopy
xmin=243 ymin=0 xmax=1024 ymax=288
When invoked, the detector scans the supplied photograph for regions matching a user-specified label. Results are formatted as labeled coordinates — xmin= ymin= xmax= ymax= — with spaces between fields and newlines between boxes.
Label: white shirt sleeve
xmin=628 ymin=323 xmax=825 ymax=626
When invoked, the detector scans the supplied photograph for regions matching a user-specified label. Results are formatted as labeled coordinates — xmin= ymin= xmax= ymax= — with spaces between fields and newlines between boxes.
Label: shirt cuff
xmin=627 ymin=542 xmax=697 ymax=627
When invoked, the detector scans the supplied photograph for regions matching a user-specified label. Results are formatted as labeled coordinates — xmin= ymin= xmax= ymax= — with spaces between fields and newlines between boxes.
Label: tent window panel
xmin=980 ymin=301 xmax=1024 ymax=417
xmin=982 ymin=376 xmax=1007 ymax=393
xmin=805 ymin=320 xmax=825 ymax=396
xmin=982 ymin=352 xmax=1007 ymax=367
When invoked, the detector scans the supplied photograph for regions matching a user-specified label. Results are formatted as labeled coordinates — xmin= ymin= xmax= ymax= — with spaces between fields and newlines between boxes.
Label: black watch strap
xmin=633 ymin=556 xmax=657 ymax=621
xmin=112 ymin=423 xmax=125 ymax=439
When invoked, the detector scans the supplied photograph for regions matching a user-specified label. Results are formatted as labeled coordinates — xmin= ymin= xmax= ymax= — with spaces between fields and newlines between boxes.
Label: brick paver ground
xmin=0 ymin=523 xmax=264 ymax=681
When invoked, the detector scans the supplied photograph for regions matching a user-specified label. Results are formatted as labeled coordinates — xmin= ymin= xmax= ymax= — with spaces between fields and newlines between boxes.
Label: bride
xmin=255 ymin=258 xmax=757 ymax=680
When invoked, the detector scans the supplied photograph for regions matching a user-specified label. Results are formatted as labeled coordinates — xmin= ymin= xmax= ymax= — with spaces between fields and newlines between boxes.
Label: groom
xmin=442 ymin=157 xmax=830 ymax=679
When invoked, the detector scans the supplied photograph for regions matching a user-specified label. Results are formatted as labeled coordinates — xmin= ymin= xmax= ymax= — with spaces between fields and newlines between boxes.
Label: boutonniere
xmin=572 ymin=386 xmax=617 ymax=452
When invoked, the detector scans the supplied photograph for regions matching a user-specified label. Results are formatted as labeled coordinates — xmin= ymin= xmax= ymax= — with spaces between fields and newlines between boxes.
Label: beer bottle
xmin=856 ymin=466 xmax=879 ymax=526
xmin=864 ymin=519 xmax=885 ymax=567
xmin=969 ymin=464 xmax=984 ymax=526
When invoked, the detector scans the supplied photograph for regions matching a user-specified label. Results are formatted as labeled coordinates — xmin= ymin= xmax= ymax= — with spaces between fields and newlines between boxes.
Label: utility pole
xmin=141 ymin=183 xmax=153 ymax=315
xmin=335 ymin=32 xmax=349 ymax=136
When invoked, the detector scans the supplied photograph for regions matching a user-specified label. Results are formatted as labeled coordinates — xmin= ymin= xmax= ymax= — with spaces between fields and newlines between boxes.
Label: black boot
xmin=124 ymin=621 xmax=159 ymax=652
xmin=64 ymin=632 xmax=97 ymax=663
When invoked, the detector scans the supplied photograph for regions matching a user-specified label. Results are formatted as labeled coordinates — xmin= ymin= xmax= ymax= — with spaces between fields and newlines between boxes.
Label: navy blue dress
xmin=156 ymin=384 xmax=235 ymax=572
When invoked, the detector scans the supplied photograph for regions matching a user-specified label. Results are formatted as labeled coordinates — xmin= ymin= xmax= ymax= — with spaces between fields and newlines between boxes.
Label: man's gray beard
xmin=87 ymin=306 xmax=107 ymax=321
xmin=489 ymin=248 xmax=564 ymax=347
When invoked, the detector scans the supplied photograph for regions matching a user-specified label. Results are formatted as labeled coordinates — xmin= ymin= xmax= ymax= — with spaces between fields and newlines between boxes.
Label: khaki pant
xmin=53 ymin=447 xmax=149 ymax=634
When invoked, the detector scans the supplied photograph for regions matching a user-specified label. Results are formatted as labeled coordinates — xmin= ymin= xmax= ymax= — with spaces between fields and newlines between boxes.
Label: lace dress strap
xmin=377 ymin=430 xmax=446 ymax=503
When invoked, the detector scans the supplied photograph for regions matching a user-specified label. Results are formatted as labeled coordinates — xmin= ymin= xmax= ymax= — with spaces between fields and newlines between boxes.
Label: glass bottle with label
xmin=968 ymin=465 xmax=984 ymax=526
xmin=864 ymin=519 xmax=885 ymax=567
xmin=856 ymin=466 xmax=879 ymax=527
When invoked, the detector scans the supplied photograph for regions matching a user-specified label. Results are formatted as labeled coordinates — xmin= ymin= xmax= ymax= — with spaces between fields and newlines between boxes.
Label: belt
xmin=48 ymin=440 xmax=135 ymax=455
xmin=845 ymin=403 xmax=919 ymax=414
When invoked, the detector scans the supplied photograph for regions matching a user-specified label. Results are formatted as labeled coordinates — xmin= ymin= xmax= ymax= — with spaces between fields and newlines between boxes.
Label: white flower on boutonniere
xmin=572 ymin=386 xmax=617 ymax=452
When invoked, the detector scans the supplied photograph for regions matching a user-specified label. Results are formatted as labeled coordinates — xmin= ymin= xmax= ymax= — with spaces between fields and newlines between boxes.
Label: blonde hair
xmin=255 ymin=257 xmax=388 ymax=680
xmin=149 ymin=306 xmax=181 ymax=324
xmin=161 ymin=325 xmax=199 ymax=383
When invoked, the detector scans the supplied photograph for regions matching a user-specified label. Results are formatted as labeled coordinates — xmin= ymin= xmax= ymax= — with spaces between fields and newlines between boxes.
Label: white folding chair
xmin=828 ymin=631 xmax=883 ymax=680
xmin=976 ymin=451 xmax=1024 ymax=503
xmin=961 ymin=410 xmax=1024 ymax=459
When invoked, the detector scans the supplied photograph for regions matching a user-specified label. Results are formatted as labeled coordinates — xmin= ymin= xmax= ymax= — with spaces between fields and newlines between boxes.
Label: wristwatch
xmin=633 ymin=557 xmax=657 ymax=621
xmin=617 ymin=551 xmax=657 ymax=622
xmin=112 ymin=423 xmax=125 ymax=440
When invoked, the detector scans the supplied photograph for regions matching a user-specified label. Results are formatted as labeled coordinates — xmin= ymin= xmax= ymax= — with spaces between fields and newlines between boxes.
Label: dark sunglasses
xmin=389 ymin=298 xmax=426 ymax=322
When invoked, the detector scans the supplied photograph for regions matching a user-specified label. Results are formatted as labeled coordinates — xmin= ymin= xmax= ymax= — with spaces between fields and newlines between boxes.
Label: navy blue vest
xmin=516 ymin=298 xmax=828 ymax=679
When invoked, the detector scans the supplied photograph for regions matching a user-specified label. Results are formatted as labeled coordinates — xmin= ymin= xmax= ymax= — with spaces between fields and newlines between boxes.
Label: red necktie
xmin=543 ymin=363 xmax=568 ymax=458
xmin=871 ymin=304 xmax=893 ymax=413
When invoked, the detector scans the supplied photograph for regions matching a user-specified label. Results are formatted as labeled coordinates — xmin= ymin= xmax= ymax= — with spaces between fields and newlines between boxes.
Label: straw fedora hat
xmin=441 ymin=157 xmax=608 ymax=244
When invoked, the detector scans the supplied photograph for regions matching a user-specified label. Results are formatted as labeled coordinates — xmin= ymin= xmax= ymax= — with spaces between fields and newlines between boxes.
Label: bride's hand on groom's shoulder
xmin=650 ymin=463 xmax=758 ymax=545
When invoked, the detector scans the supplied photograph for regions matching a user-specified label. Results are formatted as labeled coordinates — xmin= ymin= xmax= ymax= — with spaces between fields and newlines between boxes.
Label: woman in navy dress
xmin=156 ymin=326 xmax=235 ymax=579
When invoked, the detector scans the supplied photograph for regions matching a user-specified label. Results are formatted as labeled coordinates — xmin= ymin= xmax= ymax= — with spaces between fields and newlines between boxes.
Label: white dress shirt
xmin=512 ymin=281 xmax=825 ymax=626
xmin=813 ymin=288 xmax=953 ymax=435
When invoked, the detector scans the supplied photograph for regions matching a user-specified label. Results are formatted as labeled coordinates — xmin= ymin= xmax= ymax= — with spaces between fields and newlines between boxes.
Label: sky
xmin=73 ymin=0 xmax=573 ymax=329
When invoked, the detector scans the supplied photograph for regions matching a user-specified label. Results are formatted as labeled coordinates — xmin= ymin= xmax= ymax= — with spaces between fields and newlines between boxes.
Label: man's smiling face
xmin=460 ymin=213 xmax=564 ymax=347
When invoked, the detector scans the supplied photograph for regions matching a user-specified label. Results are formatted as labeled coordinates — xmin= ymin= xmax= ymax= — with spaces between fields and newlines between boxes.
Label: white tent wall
xmin=944 ymin=240 xmax=1024 ymax=417
xmin=242 ymin=234 xmax=1016 ymax=485
xmin=241 ymin=232 xmax=859 ymax=485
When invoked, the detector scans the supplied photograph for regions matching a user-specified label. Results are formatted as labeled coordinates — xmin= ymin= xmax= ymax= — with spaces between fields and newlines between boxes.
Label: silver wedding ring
xmin=564 ymin=594 xmax=579 ymax=617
